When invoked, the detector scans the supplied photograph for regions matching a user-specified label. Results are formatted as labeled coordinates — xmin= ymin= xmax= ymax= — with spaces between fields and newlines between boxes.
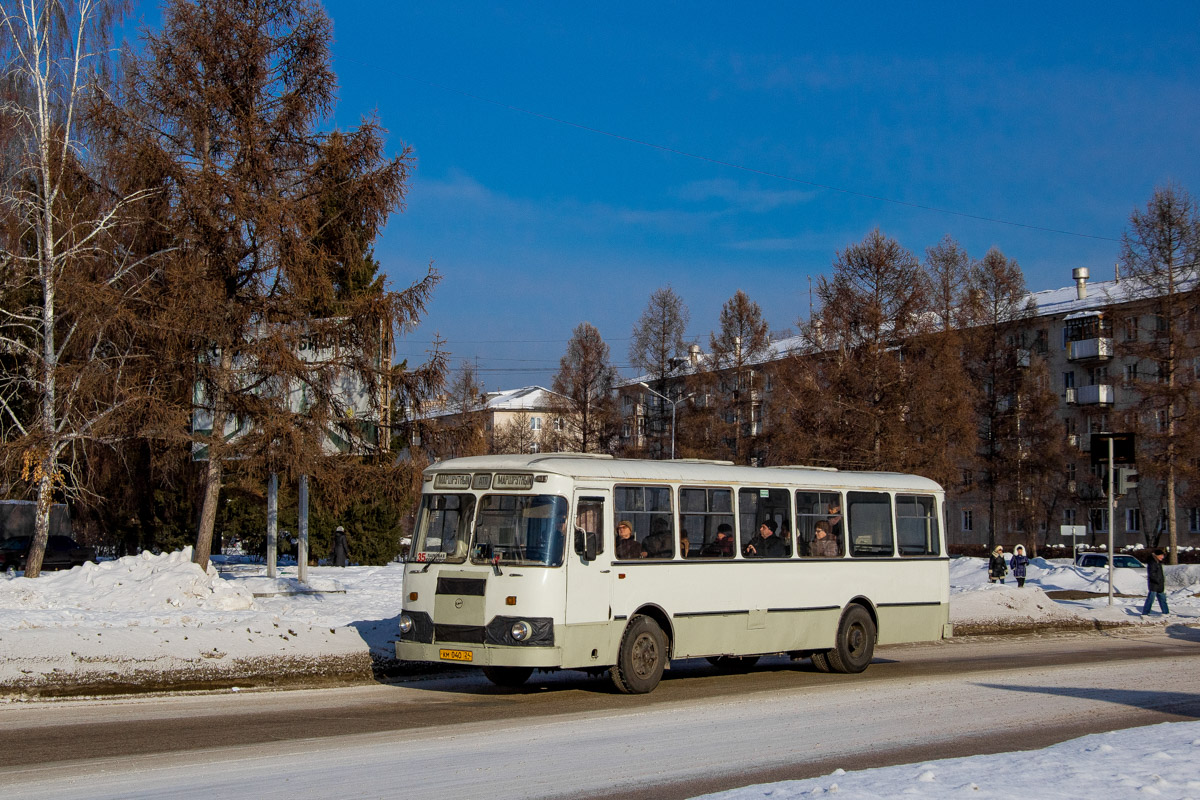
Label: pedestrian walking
xmin=1010 ymin=544 xmax=1029 ymax=588
xmin=332 ymin=525 xmax=349 ymax=567
xmin=1142 ymin=548 xmax=1169 ymax=615
xmin=988 ymin=545 xmax=1007 ymax=584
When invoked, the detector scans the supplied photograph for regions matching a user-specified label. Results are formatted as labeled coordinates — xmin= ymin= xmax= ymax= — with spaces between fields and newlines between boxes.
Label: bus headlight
xmin=510 ymin=620 xmax=533 ymax=641
xmin=398 ymin=614 xmax=414 ymax=635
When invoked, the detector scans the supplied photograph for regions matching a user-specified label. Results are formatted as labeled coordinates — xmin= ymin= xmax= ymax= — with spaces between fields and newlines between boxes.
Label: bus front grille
xmin=435 ymin=623 xmax=485 ymax=644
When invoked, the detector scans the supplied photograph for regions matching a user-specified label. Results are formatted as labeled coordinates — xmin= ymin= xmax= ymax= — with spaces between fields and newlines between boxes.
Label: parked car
xmin=0 ymin=535 xmax=96 ymax=571
xmin=1075 ymin=552 xmax=1145 ymax=569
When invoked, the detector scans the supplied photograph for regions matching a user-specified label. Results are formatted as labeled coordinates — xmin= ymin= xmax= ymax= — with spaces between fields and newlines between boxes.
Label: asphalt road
xmin=2 ymin=625 xmax=1199 ymax=799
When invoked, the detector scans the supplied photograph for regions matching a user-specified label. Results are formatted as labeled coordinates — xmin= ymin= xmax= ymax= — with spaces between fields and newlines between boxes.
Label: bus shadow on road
xmin=974 ymin=682 xmax=1200 ymax=718
xmin=1166 ymin=624 xmax=1200 ymax=643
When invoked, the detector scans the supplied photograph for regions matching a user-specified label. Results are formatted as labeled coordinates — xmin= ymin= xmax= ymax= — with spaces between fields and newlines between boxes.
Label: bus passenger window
xmin=847 ymin=491 xmax=894 ymax=557
xmin=680 ymin=487 xmax=734 ymax=559
xmin=796 ymin=491 xmax=843 ymax=558
xmin=896 ymin=495 xmax=939 ymax=556
xmin=616 ymin=485 xmax=675 ymax=559
xmin=738 ymin=487 xmax=792 ymax=557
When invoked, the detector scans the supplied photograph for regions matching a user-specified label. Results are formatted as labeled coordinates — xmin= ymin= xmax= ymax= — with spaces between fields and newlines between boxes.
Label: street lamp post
xmin=638 ymin=382 xmax=688 ymax=460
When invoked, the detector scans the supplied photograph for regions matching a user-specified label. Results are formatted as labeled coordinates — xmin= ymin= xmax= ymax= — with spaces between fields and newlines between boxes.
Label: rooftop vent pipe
xmin=1073 ymin=267 xmax=1089 ymax=300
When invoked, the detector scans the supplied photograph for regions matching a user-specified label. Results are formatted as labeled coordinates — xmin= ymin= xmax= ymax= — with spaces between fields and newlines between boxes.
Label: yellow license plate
xmin=439 ymin=648 xmax=474 ymax=662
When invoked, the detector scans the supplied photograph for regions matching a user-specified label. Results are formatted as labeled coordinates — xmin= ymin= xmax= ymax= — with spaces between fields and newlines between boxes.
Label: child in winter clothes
xmin=1009 ymin=544 xmax=1029 ymax=588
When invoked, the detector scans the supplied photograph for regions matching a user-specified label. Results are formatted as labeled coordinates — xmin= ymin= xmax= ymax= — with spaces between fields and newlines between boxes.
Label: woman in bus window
xmin=615 ymin=520 xmax=641 ymax=560
xmin=809 ymin=520 xmax=839 ymax=558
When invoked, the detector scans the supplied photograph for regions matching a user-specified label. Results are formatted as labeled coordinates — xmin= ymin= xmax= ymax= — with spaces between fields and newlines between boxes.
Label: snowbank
xmin=2 ymin=550 xmax=1198 ymax=697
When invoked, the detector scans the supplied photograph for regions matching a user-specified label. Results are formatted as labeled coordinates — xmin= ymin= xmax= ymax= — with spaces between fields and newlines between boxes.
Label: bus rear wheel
xmin=706 ymin=655 xmax=760 ymax=672
xmin=483 ymin=666 xmax=533 ymax=688
xmin=809 ymin=651 xmax=833 ymax=672
xmin=611 ymin=615 xmax=667 ymax=694
xmin=827 ymin=605 xmax=876 ymax=674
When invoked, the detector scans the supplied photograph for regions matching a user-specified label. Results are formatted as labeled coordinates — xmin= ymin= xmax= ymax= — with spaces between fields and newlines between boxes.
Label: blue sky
xmin=124 ymin=2 xmax=1200 ymax=389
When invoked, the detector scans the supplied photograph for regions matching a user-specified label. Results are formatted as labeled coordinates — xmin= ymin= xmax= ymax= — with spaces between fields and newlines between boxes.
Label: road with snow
xmin=2 ymin=627 xmax=1199 ymax=800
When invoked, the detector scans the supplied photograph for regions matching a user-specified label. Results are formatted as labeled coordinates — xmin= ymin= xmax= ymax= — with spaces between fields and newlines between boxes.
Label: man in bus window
xmin=827 ymin=501 xmax=843 ymax=538
xmin=809 ymin=520 xmax=839 ymax=558
xmin=642 ymin=517 xmax=674 ymax=558
xmin=744 ymin=519 xmax=786 ymax=558
xmin=702 ymin=523 xmax=735 ymax=558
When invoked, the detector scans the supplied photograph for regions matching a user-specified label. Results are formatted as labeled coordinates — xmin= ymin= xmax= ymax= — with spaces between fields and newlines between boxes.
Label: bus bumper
xmin=397 ymin=641 xmax=564 ymax=668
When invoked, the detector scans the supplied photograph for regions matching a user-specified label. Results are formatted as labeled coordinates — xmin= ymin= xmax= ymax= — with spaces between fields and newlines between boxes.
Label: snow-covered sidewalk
xmin=2 ymin=549 xmax=1198 ymax=697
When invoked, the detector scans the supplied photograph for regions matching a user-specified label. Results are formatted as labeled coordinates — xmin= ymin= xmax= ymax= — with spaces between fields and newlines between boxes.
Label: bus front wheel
xmin=611 ymin=615 xmax=667 ymax=694
xmin=483 ymin=666 xmax=533 ymax=688
xmin=827 ymin=605 xmax=876 ymax=674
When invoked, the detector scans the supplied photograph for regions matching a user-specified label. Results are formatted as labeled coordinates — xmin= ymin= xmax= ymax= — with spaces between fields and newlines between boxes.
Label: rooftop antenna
xmin=807 ymin=275 xmax=813 ymax=321
xmin=1114 ymin=261 xmax=1120 ymax=282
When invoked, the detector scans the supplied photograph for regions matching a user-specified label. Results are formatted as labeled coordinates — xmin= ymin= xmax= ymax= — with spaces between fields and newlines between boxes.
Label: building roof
xmin=420 ymin=385 xmax=563 ymax=420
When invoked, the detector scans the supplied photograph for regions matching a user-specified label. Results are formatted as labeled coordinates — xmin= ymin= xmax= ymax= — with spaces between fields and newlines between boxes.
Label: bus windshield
xmin=410 ymin=493 xmax=476 ymax=563
xmin=472 ymin=494 xmax=568 ymax=567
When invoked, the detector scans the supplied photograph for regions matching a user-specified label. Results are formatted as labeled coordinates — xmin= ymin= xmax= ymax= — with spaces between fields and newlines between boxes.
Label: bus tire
xmin=611 ymin=615 xmax=667 ymax=694
xmin=809 ymin=651 xmax=833 ymax=672
xmin=827 ymin=605 xmax=876 ymax=674
xmin=483 ymin=666 xmax=533 ymax=688
xmin=706 ymin=655 xmax=760 ymax=672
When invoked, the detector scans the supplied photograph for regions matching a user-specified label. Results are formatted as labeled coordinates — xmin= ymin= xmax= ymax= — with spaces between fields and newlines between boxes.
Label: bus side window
xmin=616 ymin=485 xmax=675 ymax=559
xmin=847 ymin=491 xmax=894 ymax=557
xmin=896 ymin=495 xmax=939 ymax=556
xmin=574 ymin=497 xmax=605 ymax=560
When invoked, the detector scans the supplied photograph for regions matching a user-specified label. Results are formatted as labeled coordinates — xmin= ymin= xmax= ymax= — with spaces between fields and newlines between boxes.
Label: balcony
xmin=1075 ymin=384 xmax=1114 ymax=406
xmin=1067 ymin=337 xmax=1114 ymax=362
xmin=1065 ymin=388 xmax=1077 ymax=404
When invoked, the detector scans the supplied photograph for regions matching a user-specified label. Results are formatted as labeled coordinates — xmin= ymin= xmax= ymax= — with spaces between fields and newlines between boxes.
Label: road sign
xmin=1090 ymin=432 xmax=1135 ymax=465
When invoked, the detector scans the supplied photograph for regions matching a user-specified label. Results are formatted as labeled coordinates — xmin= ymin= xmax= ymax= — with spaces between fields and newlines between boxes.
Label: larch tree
xmin=628 ymin=285 xmax=691 ymax=458
xmin=1118 ymin=184 xmax=1200 ymax=563
xmin=551 ymin=322 xmax=618 ymax=454
xmin=772 ymin=230 xmax=933 ymax=472
xmin=685 ymin=289 xmax=769 ymax=464
xmin=110 ymin=0 xmax=439 ymax=570
xmin=0 ymin=0 xmax=160 ymax=577
xmin=961 ymin=247 xmax=1046 ymax=551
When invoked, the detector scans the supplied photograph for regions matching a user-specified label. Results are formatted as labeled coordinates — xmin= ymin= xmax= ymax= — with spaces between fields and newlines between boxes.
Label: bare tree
xmin=490 ymin=411 xmax=539 ymax=454
xmin=424 ymin=361 xmax=487 ymax=460
xmin=629 ymin=286 xmax=690 ymax=457
xmin=770 ymin=230 xmax=941 ymax=473
xmin=0 ymin=0 xmax=159 ymax=577
xmin=551 ymin=322 xmax=618 ymax=454
xmin=685 ymin=290 xmax=769 ymax=463
xmin=1118 ymin=184 xmax=1200 ymax=563
xmin=111 ymin=0 xmax=439 ymax=570
xmin=961 ymin=247 xmax=1046 ymax=550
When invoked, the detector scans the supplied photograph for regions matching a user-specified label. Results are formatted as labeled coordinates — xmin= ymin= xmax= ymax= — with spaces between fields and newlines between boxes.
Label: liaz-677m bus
xmin=397 ymin=454 xmax=950 ymax=693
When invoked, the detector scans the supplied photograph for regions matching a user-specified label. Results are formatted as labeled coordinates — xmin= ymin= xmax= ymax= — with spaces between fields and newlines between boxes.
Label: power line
xmin=344 ymin=58 xmax=1122 ymax=244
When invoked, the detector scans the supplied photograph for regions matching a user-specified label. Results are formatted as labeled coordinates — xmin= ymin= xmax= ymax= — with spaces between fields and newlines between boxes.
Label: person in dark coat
xmin=744 ymin=519 xmax=786 ymax=558
xmin=332 ymin=525 xmax=349 ymax=567
xmin=701 ymin=523 xmax=735 ymax=558
xmin=615 ymin=520 xmax=641 ymax=560
xmin=1009 ymin=544 xmax=1030 ymax=588
xmin=1142 ymin=548 xmax=1169 ymax=614
xmin=641 ymin=518 xmax=674 ymax=559
xmin=988 ymin=546 xmax=1007 ymax=583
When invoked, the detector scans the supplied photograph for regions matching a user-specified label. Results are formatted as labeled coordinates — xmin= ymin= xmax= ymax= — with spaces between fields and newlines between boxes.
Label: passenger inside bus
xmin=701 ymin=523 xmax=735 ymax=558
xmin=743 ymin=519 xmax=786 ymax=558
xmin=615 ymin=520 xmax=641 ymax=559
xmin=642 ymin=518 xmax=674 ymax=558
xmin=809 ymin=519 xmax=840 ymax=558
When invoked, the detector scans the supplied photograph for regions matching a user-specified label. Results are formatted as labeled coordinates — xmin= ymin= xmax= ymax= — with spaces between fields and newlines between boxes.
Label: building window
xmin=1063 ymin=508 xmax=1076 ymax=526
xmin=530 ymin=416 xmax=542 ymax=431
xmin=1126 ymin=508 xmax=1141 ymax=533
xmin=1123 ymin=316 xmax=1138 ymax=341
xmin=1088 ymin=366 xmax=1108 ymax=385
xmin=1066 ymin=462 xmax=1076 ymax=482
xmin=1090 ymin=508 xmax=1109 ymax=533
xmin=961 ymin=509 xmax=973 ymax=532
xmin=1190 ymin=508 xmax=1200 ymax=534
xmin=1124 ymin=363 xmax=1138 ymax=385
xmin=554 ymin=417 xmax=564 ymax=432
xmin=1062 ymin=371 xmax=1075 ymax=390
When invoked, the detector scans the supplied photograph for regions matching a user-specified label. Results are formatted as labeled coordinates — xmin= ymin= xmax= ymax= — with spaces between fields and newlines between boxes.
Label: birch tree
xmin=0 ymin=0 xmax=156 ymax=577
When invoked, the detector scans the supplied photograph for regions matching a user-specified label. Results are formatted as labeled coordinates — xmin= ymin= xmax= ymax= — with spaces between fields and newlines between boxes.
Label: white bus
xmin=397 ymin=454 xmax=950 ymax=693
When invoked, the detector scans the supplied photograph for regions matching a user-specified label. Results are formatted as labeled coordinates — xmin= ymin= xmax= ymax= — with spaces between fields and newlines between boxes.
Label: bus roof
xmin=425 ymin=454 xmax=943 ymax=493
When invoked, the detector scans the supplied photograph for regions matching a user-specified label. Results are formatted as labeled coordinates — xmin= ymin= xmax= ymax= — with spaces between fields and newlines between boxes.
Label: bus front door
xmin=565 ymin=492 xmax=612 ymax=633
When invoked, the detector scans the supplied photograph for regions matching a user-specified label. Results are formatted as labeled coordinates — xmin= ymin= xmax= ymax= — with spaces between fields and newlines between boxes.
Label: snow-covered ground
xmin=2 ymin=550 xmax=1199 ymax=797
xmin=702 ymin=721 xmax=1200 ymax=799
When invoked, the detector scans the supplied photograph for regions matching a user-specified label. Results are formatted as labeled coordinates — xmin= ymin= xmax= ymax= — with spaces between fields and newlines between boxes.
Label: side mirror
xmin=574 ymin=529 xmax=598 ymax=561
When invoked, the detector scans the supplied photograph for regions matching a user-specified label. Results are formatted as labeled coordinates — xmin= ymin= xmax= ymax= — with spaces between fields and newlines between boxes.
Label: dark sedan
xmin=0 ymin=535 xmax=96 ymax=572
